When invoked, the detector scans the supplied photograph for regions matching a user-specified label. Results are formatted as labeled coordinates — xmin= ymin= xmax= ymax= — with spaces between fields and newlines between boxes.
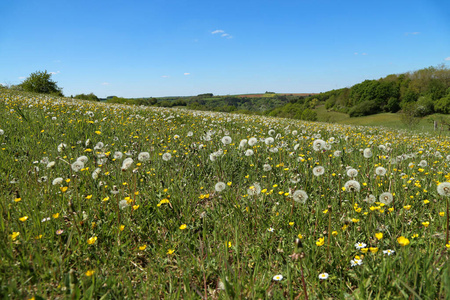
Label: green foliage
xmin=301 ymin=108 xmax=317 ymax=121
xmin=348 ymin=100 xmax=380 ymax=117
xmin=400 ymin=102 xmax=422 ymax=128
xmin=74 ymin=93 xmax=99 ymax=101
xmin=20 ymin=70 xmax=63 ymax=96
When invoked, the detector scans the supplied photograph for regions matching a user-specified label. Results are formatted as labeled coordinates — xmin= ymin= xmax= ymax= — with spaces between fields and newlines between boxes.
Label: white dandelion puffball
xmin=57 ymin=143 xmax=67 ymax=152
xmin=162 ymin=152 xmax=172 ymax=161
xmin=71 ymin=160 xmax=84 ymax=172
xmin=312 ymin=139 xmax=326 ymax=151
xmin=347 ymin=168 xmax=358 ymax=178
xmin=138 ymin=152 xmax=150 ymax=162
xmin=114 ymin=151 xmax=123 ymax=160
xmin=265 ymin=137 xmax=274 ymax=145
xmin=334 ymin=150 xmax=342 ymax=157
xmin=312 ymin=166 xmax=325 ymax=176
xmin=0 ymin=129 xmax=4 ymax=135
xmin=418 ymin=160 xmax=428 ymax=167
xmin=215 ymin=182 xmax=226 ymax=192
xmin=363 ymin=148 xmax=373 ymax=158
xmin=318 ymin=273 xmax=329 ymax=280
xmin=221 ymin=136 xmax=232 ymax=145
xmin=344 ymin=180 xmax=361 ymax=192
xmin=247 ymin=183 xmax=262 ymax=196
xmin=263 ymin=164 xmax=272 ymax=171
xmin=292 ymin=190 xmax=308 ymax=203
xmin=94 ymin=142 xmax=104 ymax=150
xmin=245 ymin=149 xmax=254 ymax=156
xmin=239 ymin=139 xmax=248 ymax=149
xmin=268 ymin=129 xmax=276 ymax=136
xmin=379 ymin=192 xmax=393 ymax=205
xmin=375 ymin=166 xmax=387 ymax=176
xmin=119 ymin=200 xmax=130 ymax=210
xmin=248 ymin=137 xmax=258 ymax=146
xmin=363 ymin=194 xmax=376 ymax=204
xmin=52 ymin=177 xmax=63 ymax=185
xmin=46 ymin=161 xmax=56 ymax=168
xmin=437 ymin=182 xmax=450 ymax=197
xmin=121 ymin=157 xmax=133 ymax=170
xmin=77 ymin=155 xmax=89 ymax=164
xmin=91 ymin=168 xmax=101 ymax=180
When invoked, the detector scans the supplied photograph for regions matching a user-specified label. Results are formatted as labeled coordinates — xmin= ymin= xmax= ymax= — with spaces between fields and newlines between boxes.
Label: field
xmin=1 ymin=89 xmax=449 ymax=299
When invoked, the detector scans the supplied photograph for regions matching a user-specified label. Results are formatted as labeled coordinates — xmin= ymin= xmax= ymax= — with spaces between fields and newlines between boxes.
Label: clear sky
xmin=1 ymin=0 xmax=449 ymax=98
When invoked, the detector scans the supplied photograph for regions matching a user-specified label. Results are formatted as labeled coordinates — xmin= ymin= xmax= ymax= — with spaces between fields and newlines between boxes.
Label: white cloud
xmin=184 ymin=73 xmax=190 ymax=76
xmin=212 ymin=29 xmax=232 ymax=38
xmin=18 ymin=76 xmax=26 ymax=80
xmin=161 ymin=75 xmax=169 ymax=78
xmin=49 ymin=71 xmax=60 ymax=75
xmin=211 ymin=29 xmax=224 ymax=34
xmin=101 ymin=82 xmax=110 ymax=85
xmin=445 ymin=57 xmax=450 ymax=61
xmin=354 ymin=52 xmax=358 ymax=55
xmin=405 ymin=32 xmax=420 ymax=36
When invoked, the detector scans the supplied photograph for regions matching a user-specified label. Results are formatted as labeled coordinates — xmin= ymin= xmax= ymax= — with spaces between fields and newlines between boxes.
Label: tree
xmin=74 ymin=93 xmax=99 ymax=101
xmin=20 ymin=70 xmax=63 ymax=96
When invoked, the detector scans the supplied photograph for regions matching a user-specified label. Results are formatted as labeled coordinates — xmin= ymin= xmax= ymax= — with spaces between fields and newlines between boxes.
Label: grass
xmin=0 ymin=89 xmax=449 ymax=299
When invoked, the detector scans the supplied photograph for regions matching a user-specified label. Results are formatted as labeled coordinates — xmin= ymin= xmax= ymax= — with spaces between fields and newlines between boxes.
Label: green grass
xmin=1 ymin=89 xmax=449 ymax=299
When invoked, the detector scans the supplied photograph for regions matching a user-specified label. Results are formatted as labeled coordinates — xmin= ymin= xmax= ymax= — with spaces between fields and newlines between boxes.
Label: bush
xmin=20 ymin=70 xmax=63 ymax=96
xmin=74 ymin=93 xmax=99 ymax=101
xmin=348 ymin=101 xmax=379 ymax=117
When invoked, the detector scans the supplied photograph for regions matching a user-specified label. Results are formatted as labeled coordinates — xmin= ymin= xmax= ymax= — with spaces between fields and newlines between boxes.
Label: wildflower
xmin=363 ymin=194 xmax=376 ymax=204
xmin=350 ymin=258 xmax=363 ymax=267
xmin=85 ymin=270 xmax=95 ymax=276
xmin=245 ymin=149 xmax=254 ymax=156
xmin=247 ymin=182 xmax=262 ymax=196
xmin=56 ymin=229 xmax=64 ymax=235
xmin=355 ymin=242 xmax=367 ymax=250
xmin=375 ymin=166 xmax=387 ymax=176
xmin=114 ymin=151 xmax=123 ymax=159
xmin=52 ymin=177 xmax=63 ymax=185
xmin=437 ymin=182 xmax=450 ymax=196
xmin=46 ymin=161 xmax=56 ymax=168
xmin=332 ymin=231 xmax=338 ymax=236
xmin=71 ymin=160 xmax=84 ymax=172
xmin=265 ymin=137 xmax=274 ymax=145
xmin=298 ymin=233 xmax=303 ymax=239
xmin=119 ymin=200 xmax=129 ymax=210
xmin=10 ymin=232 xmax=20 ymax=241
xmin=312 ymin=166 xmax=325 ymax=176
xmin=318 ymin=273 xmax=329 ymax=280
xmin=369 ymin=247 xmax=378 ymax=254
xmin=289 ymin=222 xmax=294 ymax=226
xmin=383 ymin=249 xmax=395 ymax=255
xmin=179 ymin=224 xmax=187 ymax=230
xmin=162 ymin=152 xmax=172 ymax=161
xmin=221 ymin=136 xmax=232 ymax=145
xmin=439 ymin=212 xmax=445 ymax=217
xmin=87 ymin=236 xmax=97 ymax=245
xmin=344 ymin=180 xmax=361 ymax=192
xmin=19 ymin=216 xmax=28 ymax=222
xmin=167 ymin=249 xmax=175 ymax=255
xmin=316 ymin=237 xmax=325 ymax=246
xmin=139 ymin=245 xmax=147 ymax=250
xmin=91 ymin=168 xmax=101 ymax=180
xmin=132 ymin=205 xmax=139 ymax=210
xmin=421 ymin=221 xmax=430 ymax=228
xmin=397 ymin=236 xmax=410 ymax=246
xmin=267 ymin=227 xmax=275 ymax=232
xmin=379 ymin=192 xmax=393 ymax=205
xmin=263 ymin=163 xmax=272 ymax=171
xmin=215 ymin=181 xmax=226 ymax=192
xmin=375 ymin=232 xmax=383 ymax=240
xmin=363 ymin=148 xmax=372 ymax=158
xmin=119 ymin=225 xmax=125 ymax=231
xmin=248 ymin=137 xmax=258 ymax=146
xmin=121 ymin=157 xmax=134 ymax=171
xmin=347 ymin=168 xmax=358 ymax=178
xmin=57 ymin=143 xmax=67 ymax=152
xmin=272 ymin=274 xmax=283 ymax=281
xmin=52 ymin=213 xmax=59 ymax=219
xmin=292 ymin=190 xmax=308 ymax=203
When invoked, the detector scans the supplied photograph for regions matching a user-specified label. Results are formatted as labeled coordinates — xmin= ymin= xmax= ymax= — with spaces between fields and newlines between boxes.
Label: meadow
xmin=1 ymin=89 xmax=449 ymax=299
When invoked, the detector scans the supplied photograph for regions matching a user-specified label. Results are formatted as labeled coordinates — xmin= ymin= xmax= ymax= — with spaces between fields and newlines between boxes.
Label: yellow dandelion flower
xmin=332 ymin=231 xmax=338 ymax=236
xmin=139 ymin=244 xmax=147 ymax=250
xmin=369 ymin=247 xmax=378 ymax=254
xmin=87 ymin=236 xmax=97 ymax=245
xmin=397 ymin=236 xmax=410 ymax=246
xmin=439 ymin=212 xmax=445 ymax=217
xmin=52 ymin=213 xmax=59 ymax=219
xmin=85 ymin=270 xmax=95 ymax=276
xmin=19 ymin=216 xmax=28 ymax=222
xmin=375 ymin=232 xmax=383 ymax=240
xmin=86 ymin=195 xmax=92 ymax=199
xmin=298 ymin=234 xmax=303 ymax=239
xmin=120 ymin=225 xmax=125 ymax=231
xmin=167 ymin=249 xmax=175 ymax=255
xmin=316 ymin=237 xmax=325 ymax=246
xmin=361 ymin=248 xmax=369 ymax=253
xmin=14 ymin=198 xmax=21 ymax=202
xmin=179 ymin=224 xmax=187 ymax=230
xmin=60 ymin=186 xmax=68 ymax=193
xmin=133 ymin=205 xmax=139 ymax=210
xmin=421 ymin=221 xmax=430 ymax=228
xmin=10 ymin=232 xmax=20 ymax=240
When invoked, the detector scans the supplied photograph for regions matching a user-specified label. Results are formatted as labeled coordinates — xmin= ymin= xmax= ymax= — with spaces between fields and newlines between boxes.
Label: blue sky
xmin=1 ymin=0 xmax=449 ymax=98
